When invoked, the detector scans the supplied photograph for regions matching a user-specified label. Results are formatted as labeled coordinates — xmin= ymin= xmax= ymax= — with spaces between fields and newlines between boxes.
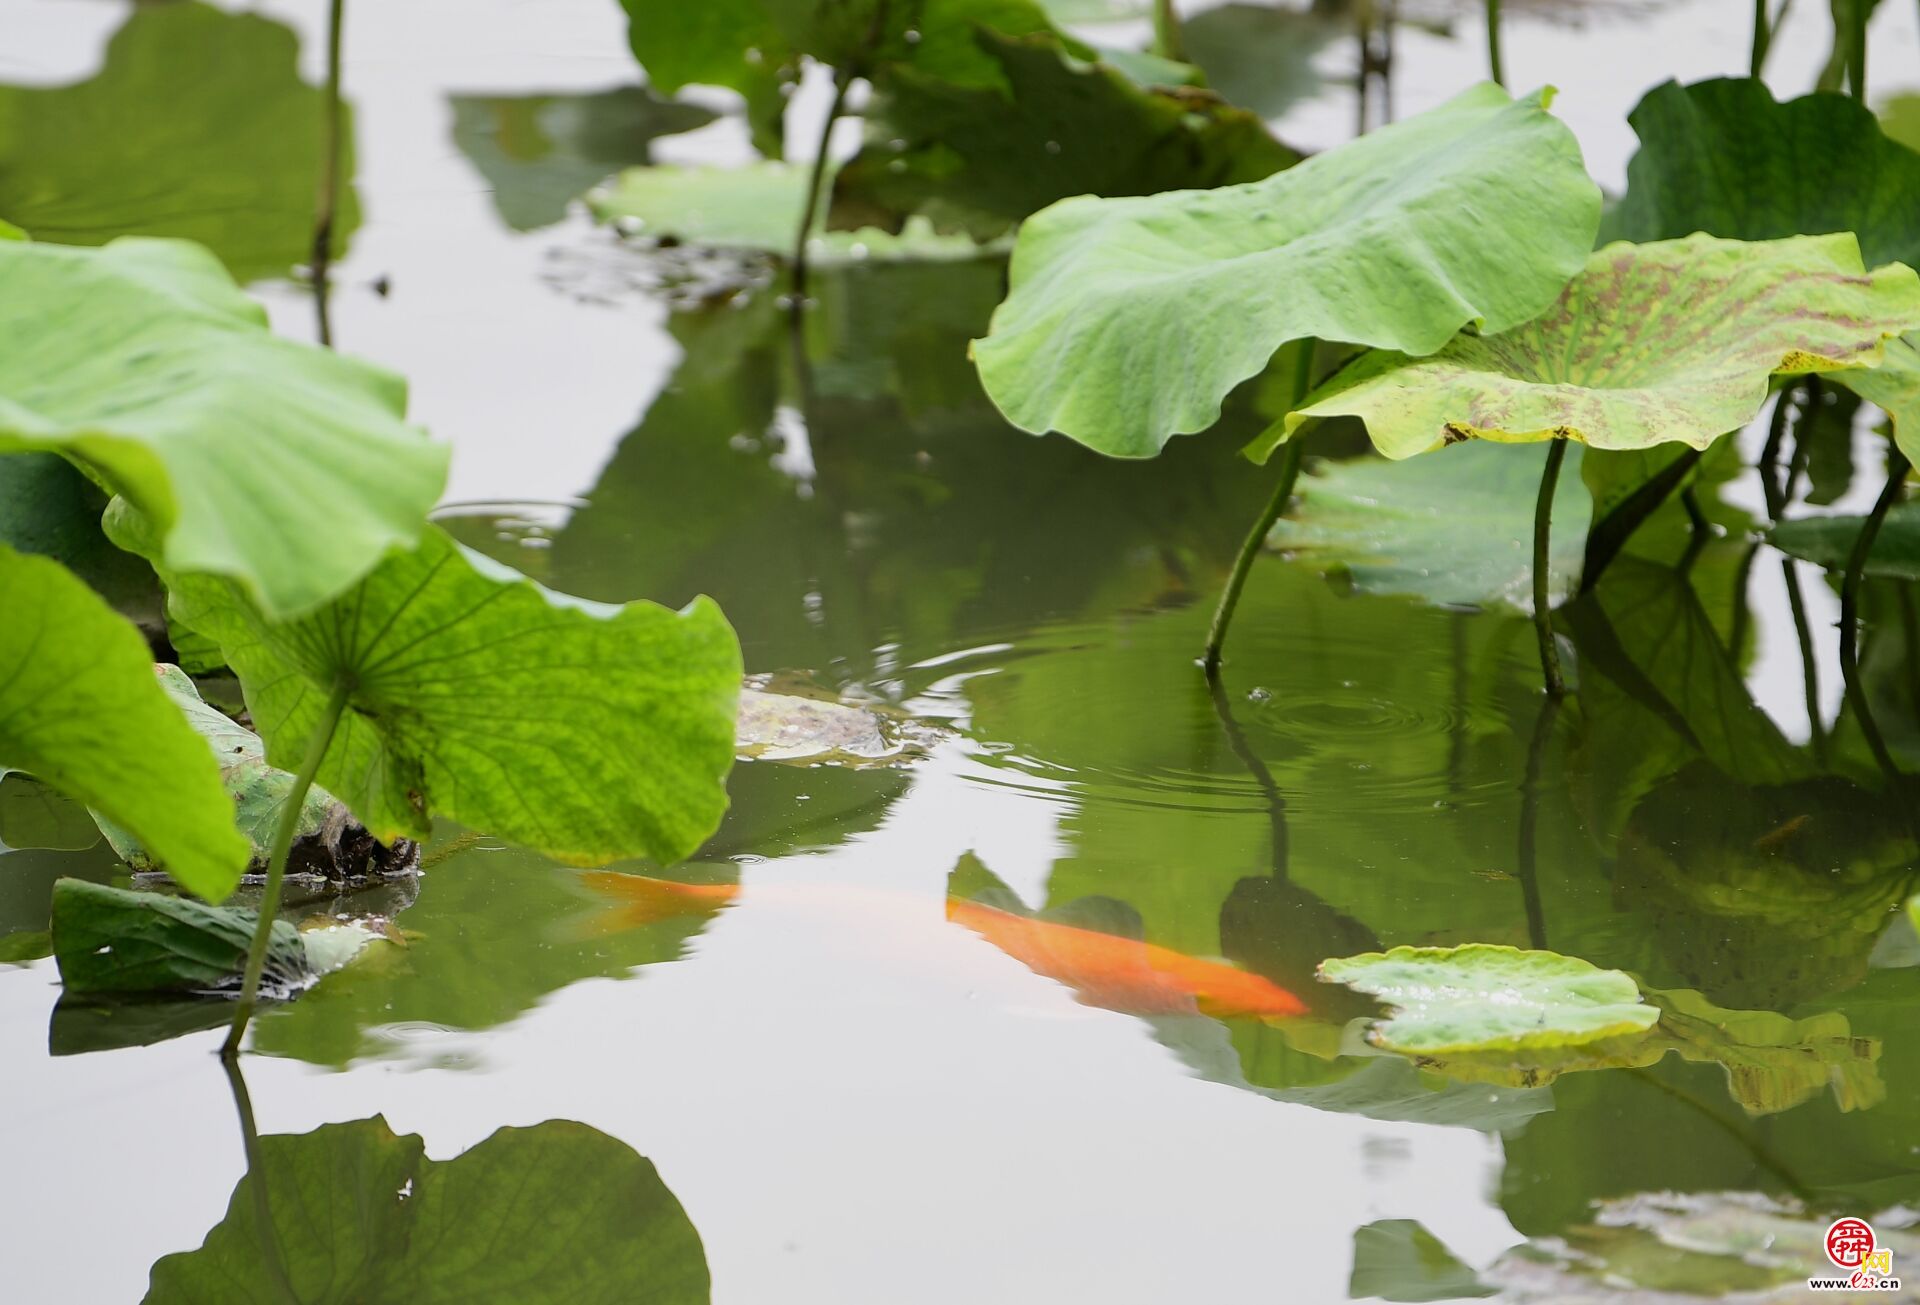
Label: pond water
xmin=4 ymin=0 xmax=1920 ymax=1300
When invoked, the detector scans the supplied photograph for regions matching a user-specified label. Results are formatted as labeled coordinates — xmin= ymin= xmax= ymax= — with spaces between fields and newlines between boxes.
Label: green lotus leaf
xmin=1840 ymin=332 xmax=1920 ymax=461
xmin=0 ymin=546 xmax=247 ymax=899
xmin=0 ymin=451 xmax=159 ymax=620
xmin=1276 ymin=234 xmax=1920 ymax=460
xmin=112 ymin=509 xmax=741 ymax=866
xmin=449 ymin=87 xmax=715 ymax=232
xmin=829 ymin=30 xmax=1297 ymax=241
xmin=618 ymin=0 xmax=1069 ymax=154
xmin=589 ymin=162 xmax=984 ymax=260
xmin=1405 ymin=986 xmax=1882 ymax=1116
xmin=0 ymin=773 xmax=100 ymax=852
xmin=1772 ymin=500 xmax=1920 ymax=579
xmin=1271 ymin=441 xmax=1590 ymax=609
xmin=0 ymin=1 xmax=359 ymax=282
xmin=1348 ymin=1220 xmax=1494 ymax=1303
xmin=1611 ymin=78 xmax=1920 ymax=272
xmin=0 ymin=237 xmax=449 ymax=619
xmin=1317 ymin=943 xmax=1660 ymax=1055
xmin=91 ymin=666 xmax=413 ymax=880
xmin=764 ymin=0 xmax=1066 ymax=93
xmin=50 ymin=879 xmax=309 ymax=996
xmin=144 ymin=1117 xmax=710 ymax=1305
xmin=972 ymin=83 xmax=1601 ymax=455
xmin=1601 ymin=79 xmax=1920 ymax=465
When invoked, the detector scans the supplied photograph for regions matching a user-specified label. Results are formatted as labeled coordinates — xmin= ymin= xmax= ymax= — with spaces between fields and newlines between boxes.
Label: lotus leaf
xmin=0 ymin=237 xmax=449 ymax=618
xmin=590 ymin=162 xmax=983 ymax=260
xmin=1406 ymin=986 xmax=1882 ymax=1116
xmin=1348 ymin=1220 xmax=1494 ymax=1303
xmin=829 ymin=30 xmax=1296 ymax=240
xmin=1611 ymin=78 xmax=1920 ymax=271
xmin=1773 ymin=500 xmax=1920 ymax=579
xmin=972 ymin=83 xmax=1601 ymax=455
xmin=1840 ymin=333 xmax=1920 ymax=460
xmin=0 ymin=1 xmax=360 ymax=281
xmin=1317 ymin=943 xmax=1660 ymax=1055
xmin=145 ymin=1117 xmax=710 ymax=1304
xmin=1271 ymin=441 xmax=1590 ymax=609
xmin=51 ymin=879 xmax=308 ymax=996
xmin=1273 ymin=234 xmax=1920 ymax=460
xmin=112 ymin=509 xmax=741 ymax=867
xmin=91 ymin=667 xmax=414 ymax=880
xmin=0 ymin=547 xmax=246 ymax=899
xmin=449 ymin=88 xmax=714 ymax=232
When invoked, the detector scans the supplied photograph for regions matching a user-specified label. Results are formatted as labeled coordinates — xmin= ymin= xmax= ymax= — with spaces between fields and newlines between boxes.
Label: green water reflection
xmin=443 ymin=249 xmax=1918 ymax=1290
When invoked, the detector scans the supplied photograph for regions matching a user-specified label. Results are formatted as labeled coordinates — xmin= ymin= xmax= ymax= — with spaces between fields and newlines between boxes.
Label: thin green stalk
xmin=311 ymin=0 xmax=346 ymax=348
xmin=1206 ymin=674 xmax=1289 ymax=876
xmin=1516 ymin=692 xmax=1561 ymax=949
xmin=1783 ymin=560 xmax=1826 ymax=765
xmin=222 ymin=682 xmax=351 ymax=1058
xmin=1848 ymin=0 xmax=1868 ymax=100
xmin=1485 ymin=0 xmax=1504 ymax=86
xmin=791 ymin=65 xmax=854 ymax=302
xmin=221 ymin=1058 xmax=299 ymax=1305
xmin=1533 ymin=438 xmax=1569 ymax=695
xmin=1750 ymin=0 xmax=1771 ymax=74
xmin=1152 ymin=0 xmax=1186 ymax=61
xmin=1839 ymin=450 xmax=1908 ymax=783
xmin=1202 ymin=344 xmax=1317 ymax=679
xmin=1204 ymin=438 xmax=1306 ymax=679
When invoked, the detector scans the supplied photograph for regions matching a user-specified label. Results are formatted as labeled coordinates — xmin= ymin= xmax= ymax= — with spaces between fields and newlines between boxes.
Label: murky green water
xmin=4 ymin=0 xmax=1920 ymax=1300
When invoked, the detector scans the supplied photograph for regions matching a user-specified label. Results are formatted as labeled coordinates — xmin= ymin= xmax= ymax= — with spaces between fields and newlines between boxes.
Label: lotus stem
xmin=1485 ymin=0 xmax=1505 ymax=86
xmin=1152 ymin=0 xmax=1186 ymax=61
xmin=1204 ymin=438 xmax=1306 ymax=680
xmin=1848 ymin=0 xmax=1868 ymax=100
xmin=1532 ymin=438 xmax=1569 ymax=696
xmin=222 ymin=681 xmax=350 ymax=1058
xmin=1750 ymin=0 xmax=1771 ymax=74
xmin=311 ymin=0 xmax=346 ymax=348
xmin=1784 ymin=560 xmax=1826 ymax=765
xmin=1838 ymin=449 xmax=1908 ymax=781
xmin=792 ymin=64 xmax=854 ymax=302
xmin=222 ymin=1058 xmax=299 ymax=1305
xmin=1516 ymin=692 xmax=1560 ymax=949
xmin=1202 ymin=344 xmax=1318 ymax=679
xmin=1207 ymin=675 xmax=1289 ymax=876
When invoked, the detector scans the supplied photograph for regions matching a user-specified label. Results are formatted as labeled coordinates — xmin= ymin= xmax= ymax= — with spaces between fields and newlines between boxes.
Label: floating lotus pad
xmin=1317 ymin=943 xmax=1660 ymax=1055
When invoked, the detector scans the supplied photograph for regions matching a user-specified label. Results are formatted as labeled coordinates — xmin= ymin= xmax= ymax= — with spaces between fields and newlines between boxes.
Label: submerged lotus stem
xmin=1838 ymin=449 xmax=1908 ymax=781
xmin=792 ymin=64 xmax=855 ymax=302
xmin=1532 ymin=437 xmax=1569 ymax=696
xmin=311 ymin=0 xmax=346 ymax=347
xmin=1485 ymin=0 xmax=1505 ymax=86
xmin=222 ymin=681 xmax=351 ymax=1058
xmin=222 ymin=1057 xmax=300 ymax=1305
xmin=1202 ymin=343 xmax=1318 ymax=679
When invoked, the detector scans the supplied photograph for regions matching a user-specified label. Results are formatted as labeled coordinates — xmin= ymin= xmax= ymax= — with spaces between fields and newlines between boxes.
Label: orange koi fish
xmin=572 ymin=872 xmax=740 ymax=937
xmin=574 ymin=875 xmax=1308 ymax=1020
xmin=947 ymin=898 xmax=1308 ymax=1020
